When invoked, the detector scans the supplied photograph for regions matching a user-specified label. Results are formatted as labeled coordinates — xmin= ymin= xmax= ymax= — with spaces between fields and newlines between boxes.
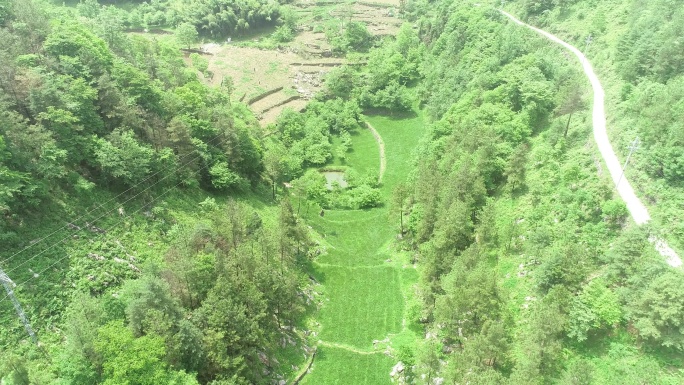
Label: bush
xmin=272 ymin=25 xmax=294 ymax=43
xmin=209 ymin=162 xmax=245 ymax=190
xmin=349 ymin=184 xmax=381 ymax=209
xmin=601 ymin=199 xmax=628 ymax=228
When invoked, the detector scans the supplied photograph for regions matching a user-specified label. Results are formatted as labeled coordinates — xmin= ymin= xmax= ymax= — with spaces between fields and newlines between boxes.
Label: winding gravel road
xmin=500 ymin=10 xmax=682 ymax=267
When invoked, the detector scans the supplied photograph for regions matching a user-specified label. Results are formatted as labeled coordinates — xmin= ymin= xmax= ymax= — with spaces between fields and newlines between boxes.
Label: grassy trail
xmin=365 ymin=122 xmax=387 ymax=183
xmin=300 ymin=113 xmax=424 ymax=384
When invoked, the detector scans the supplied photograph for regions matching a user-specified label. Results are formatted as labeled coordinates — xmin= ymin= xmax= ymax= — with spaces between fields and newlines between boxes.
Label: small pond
xmin=321 ymin=171 xmax=348 ymax=190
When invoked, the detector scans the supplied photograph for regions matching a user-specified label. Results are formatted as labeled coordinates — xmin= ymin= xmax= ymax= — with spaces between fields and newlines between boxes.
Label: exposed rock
xmin=258 ymin=351 xmax=269 ymax=365
xmin=88 ymin=253 xmax=105 ymax=261
xmin=390 ymin=361 xmax=405 ymax=377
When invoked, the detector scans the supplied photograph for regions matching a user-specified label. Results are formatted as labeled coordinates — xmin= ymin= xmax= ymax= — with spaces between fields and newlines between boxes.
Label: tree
xmin=504 ymin=142 xmax=529 ymax=192
xmin=627 ymin=271 xmax=684 ymax=350
xmin=77 ymin=0 xmax=100 ymax=19
xmin=190 ymin=53 xmax=209 ymax=76
xmin=0 ymin=0 xmax=12 ymax=26
xmin=0 ymin=353 xmax=30 ymax=385
xmin=0 ymin=135 xmax=26 ymax=213
xmin=43 ymin=22 xmax=113 ymax=76
xmin=511 ymin=289 xmax=568 ymax=381
xmin=123 ymin=275 xmax=183 ymax=338
xmin=176 ymin=22 xmax=198 ymax=49
xmin=555 ymin=81 xmax=585 ymax=138
xmin=443 ymin=321 xmax=509 ymax=383
xmin=601 ymin=199 xmax=628 ymax=229
xmin=558 ymin=359 xmax=594 ymax=385
xmin=344 ymin=21 xmax=373 ymax=52
xmin=415 ymin=338 xmax=441 ymax=385
xmin=209 ymin=161 xmax=243 ymax=190
xmin=568 ymin=280 xmax=622 ymax=342
xmin=94 ymin=129 xmax=155 ymax=187
xmin=95 ymin=321 xmax=195 ymax=385
xmin=391 ymin=182 xmax=410 ymax=234
xmin=279 ymin=5 xmax=298 ymax=31
xmin=263 ymin=140 xmax=287 ymax=200
xmin=278 ymin=198 xmax=305 ymax=267
xmin=435 ymin=260 xmax=502 ymax=339
xmin=324 ymin=66 xmax=358 ymax=99
xmin=59 ymin=292 xmax=107 ymax=385
xmin=194 ymin=276 xmax=267 ymax=382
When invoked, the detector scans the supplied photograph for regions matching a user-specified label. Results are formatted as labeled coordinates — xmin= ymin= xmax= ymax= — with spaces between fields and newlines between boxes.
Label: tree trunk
xmin=564 ymin=113 xmax=573 ymax=138
xmin=399 ymin=210 xmax=404 ymax=235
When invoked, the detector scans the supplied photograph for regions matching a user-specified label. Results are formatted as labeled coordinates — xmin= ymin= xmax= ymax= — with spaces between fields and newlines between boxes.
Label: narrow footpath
xmin=365 ymin=121 xmax=386 ymax=183
xmin=500 ymin=10 xmax=682 ymax=267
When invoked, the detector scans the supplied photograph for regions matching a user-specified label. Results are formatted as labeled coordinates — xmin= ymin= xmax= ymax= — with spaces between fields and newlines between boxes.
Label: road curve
xmin=499 ymin=10 xmax=682 ymax=267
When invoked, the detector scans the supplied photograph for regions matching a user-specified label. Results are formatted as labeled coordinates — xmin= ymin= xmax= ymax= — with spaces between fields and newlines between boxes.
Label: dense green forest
xmin=1 ymin=0 xmax=684 ymax=383
xmin=0 ymin=0 xmax=311 ymax=383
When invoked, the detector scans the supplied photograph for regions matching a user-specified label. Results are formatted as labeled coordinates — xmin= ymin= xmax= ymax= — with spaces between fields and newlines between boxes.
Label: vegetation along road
xmin=500 ymin=10 xmax=682 ymax=267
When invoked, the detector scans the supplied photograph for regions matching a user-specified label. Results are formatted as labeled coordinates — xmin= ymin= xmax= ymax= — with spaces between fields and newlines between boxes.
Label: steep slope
xmin=499 ymin=10 xmax=681 ymax=267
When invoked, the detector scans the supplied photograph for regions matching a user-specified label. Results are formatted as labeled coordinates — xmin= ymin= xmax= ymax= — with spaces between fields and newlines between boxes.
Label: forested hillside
xmin=1 ymin=0 xmax=684 ymax=384
xmin=0 ymin=0 xmax=311 ymax=383
xmin=391 ymin=0 xmax=684 ymax=383
xmin=509 ymin=0 xmax=684 ymax=252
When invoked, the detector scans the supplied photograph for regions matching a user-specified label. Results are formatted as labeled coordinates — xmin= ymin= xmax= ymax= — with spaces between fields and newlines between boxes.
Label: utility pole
xmin=0 ymin=268 xmax=37 ymax=344
xmin=616 ymin=136 xmax=640 ymax=188
xmin=585 ymin=34 xmax=592 ymax=51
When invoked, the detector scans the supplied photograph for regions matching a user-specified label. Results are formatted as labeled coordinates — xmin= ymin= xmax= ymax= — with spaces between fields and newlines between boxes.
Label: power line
xmin=0 ymin=132 xmax=226 ymax=267
xmin=0 ymin=133 xmax=226 ymax=274
xmin=11 ymin=169 xmax=196 ymax=287
xmin=0 ymin=158 xmax=217 ymax=340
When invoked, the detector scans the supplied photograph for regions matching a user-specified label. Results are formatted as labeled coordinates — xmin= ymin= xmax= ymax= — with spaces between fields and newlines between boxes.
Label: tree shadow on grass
xmin=363 ymin=108 xmax=418 ymax=120
xmin=298 ymin=254 xmax=327 ymax=285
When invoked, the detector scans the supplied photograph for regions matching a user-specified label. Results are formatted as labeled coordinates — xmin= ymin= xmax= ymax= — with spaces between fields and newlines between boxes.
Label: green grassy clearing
xmin=364 ymin=113 xmax=424 ymax=197
xmin=298 ymin=111 xmax=424 ymax=383
xmin=308 ymin=210 xmax=389 ymax=266
xmin=300 ymin=346 xmax=394 ymax=385
xmin=344 ymin=124 xmax=380 ymax=177
xmin=316 ymin=265 xmax=403 ymax=347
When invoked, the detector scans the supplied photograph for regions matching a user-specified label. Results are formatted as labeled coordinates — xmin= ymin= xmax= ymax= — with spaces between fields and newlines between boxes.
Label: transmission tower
xmin=616 ymin=136 xmax=640 ymax=188
xmin=0 ymin=268 xmax=37 ymax=344
xmin=585 ymin=34 xmax=592 ymax=51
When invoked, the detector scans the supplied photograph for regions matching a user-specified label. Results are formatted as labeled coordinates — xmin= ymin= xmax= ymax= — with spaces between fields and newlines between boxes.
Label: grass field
xmin=343 ymin=126 xmax=380 ymax=176
xmin=301 ymin=345 xmax=396 ymax=384
xmin=299 ymin=112 xmax=424 ymax=384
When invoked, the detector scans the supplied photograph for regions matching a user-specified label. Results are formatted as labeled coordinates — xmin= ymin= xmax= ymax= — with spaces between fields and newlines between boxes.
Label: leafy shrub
xmin=348 ymin=184 xmax=382 ymax=209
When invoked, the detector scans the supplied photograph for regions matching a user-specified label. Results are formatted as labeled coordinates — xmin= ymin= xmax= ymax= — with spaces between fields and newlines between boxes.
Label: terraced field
xmin=299 ymin=113 xmax=424 ymax=384
xmin=197 ymin=0 xmax=402 ymax=125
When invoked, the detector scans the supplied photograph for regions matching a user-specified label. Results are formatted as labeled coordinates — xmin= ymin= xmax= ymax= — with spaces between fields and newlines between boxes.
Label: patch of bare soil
xmin=261 ymin=99 xmax=309 ymax=125
xmin=195 ymin=0 xmax=403 ymax=127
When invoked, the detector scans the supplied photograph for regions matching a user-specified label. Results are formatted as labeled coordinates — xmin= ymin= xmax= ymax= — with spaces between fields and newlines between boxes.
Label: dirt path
xmin=500 ymin=10 xmax=682 ymax=267
xmin=317 ymin=340 xmax=385 ymax=355
xmin=365 ymin=121 xmax=386 ymax=183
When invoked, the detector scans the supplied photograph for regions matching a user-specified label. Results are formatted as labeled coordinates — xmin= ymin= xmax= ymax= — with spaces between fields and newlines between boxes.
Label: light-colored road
xmin=500 ymin=10 xmax=682 ymax=267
